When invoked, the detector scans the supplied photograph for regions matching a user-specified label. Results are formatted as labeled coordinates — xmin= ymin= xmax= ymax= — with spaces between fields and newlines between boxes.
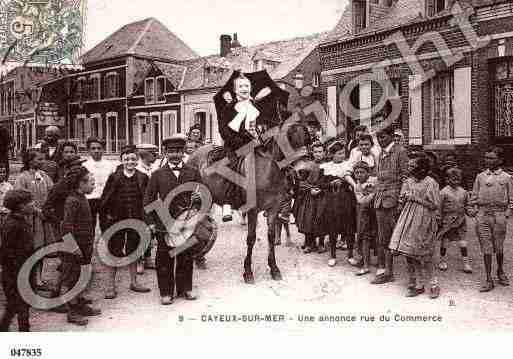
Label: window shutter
xmin=408 ymin=74 xmax=423 ymax=145
xmin=453 ymin=67 xmax=472 ymax=144
xmin=426 ymin=0 xmax=435 ymax=17
xmin=132 ymin=116 xmax=138 ymax=145
xmin=84 ymin=117 xmax=92 ymax=141
xmin=327 ymin=85 xmax=338 ymax=137
xmin=359 ymin=80 xmax=372 ymax=129
xmin=97 ymin=116 xmax=103 ymax=139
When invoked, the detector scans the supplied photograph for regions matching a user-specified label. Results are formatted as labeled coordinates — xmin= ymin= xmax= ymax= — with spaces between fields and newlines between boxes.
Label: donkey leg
xmin=274 ymin=221 xmax=282 ymax=246
xmin=243 ymin=210 xmax=258 ymax=284
xmin=267 ymin=210 xmax=282 ymax=281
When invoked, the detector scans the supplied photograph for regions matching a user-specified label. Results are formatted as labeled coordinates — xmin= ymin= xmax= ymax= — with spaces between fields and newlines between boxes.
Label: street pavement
xmin=1 ymin=160 xmax=513 ymax=333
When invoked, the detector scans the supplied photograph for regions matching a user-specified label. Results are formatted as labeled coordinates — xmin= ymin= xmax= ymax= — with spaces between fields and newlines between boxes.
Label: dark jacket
xmin=0 ymin=213 xmax=34 ymax=267
xmin=143 ymin=163 xmax=202 ymax=233
xmin=61 ymin=191 xmax=94 ymax=264
xmin=42 ymin=177 xmax=71 ymax=225
xmin=100 ymin=168 xmax=149 ymax=222
xmin=374 ymin=142 xmax=409 ymax=209
xmin=42 ymin=159 xmax=86 ymax=225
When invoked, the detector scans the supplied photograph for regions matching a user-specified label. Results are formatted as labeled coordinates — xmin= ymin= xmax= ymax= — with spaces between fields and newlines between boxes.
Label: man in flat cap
xmin=214 ymin=70 xmax=289 ymax=221
xmin=372 ymin=125 xmax=409 ymax=285
xmin=144 ymin=134 xmax=204 ymax=305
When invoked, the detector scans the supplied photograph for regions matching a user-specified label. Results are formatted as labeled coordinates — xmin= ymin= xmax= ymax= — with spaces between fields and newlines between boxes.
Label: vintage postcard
xmin=1 ymin=0 xmax=512 ymax=357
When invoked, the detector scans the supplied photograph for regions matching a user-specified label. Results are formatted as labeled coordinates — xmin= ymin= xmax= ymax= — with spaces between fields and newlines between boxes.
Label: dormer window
xmin=353 ymin=0 xmax=367 ymax=34
xmin=156 ymin=76 xmax=166 ymax=102
xmin=426 ymin=0 xmax=447 ymax=17
xmin=145 ymin=78 xmax=155 ymax=104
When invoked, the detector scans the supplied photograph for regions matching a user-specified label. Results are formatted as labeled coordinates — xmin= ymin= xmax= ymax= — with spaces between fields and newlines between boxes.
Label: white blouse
xmin=319 ymin=160 xmax=353 ymax=178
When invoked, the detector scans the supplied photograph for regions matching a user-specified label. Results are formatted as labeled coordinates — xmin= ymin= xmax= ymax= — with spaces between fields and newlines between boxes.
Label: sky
xmin=85 ymin=0 xmax=347 ymax=56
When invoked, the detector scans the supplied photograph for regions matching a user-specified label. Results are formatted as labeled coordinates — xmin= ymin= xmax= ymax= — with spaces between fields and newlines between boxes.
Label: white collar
xmin=485 ymin=168 xmax=503 ymax=176
xmin=168 ymin=161 xmax=183 ymax=169
xmin=139 ymin=161 xmax=153 ymax=170
xmin=123 ymin=169 xmax=136 ymax=178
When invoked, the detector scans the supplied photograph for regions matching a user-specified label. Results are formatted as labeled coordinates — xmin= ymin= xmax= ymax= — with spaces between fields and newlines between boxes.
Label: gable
xmin=81 ymin=18 xmax=198 ymax=65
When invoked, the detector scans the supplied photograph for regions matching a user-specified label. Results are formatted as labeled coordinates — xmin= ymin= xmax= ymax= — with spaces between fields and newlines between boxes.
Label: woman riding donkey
xmin=214 ymin=70 xmax=289 ymax=222
xmin=188 ymin=70 xmax=311 ymax=283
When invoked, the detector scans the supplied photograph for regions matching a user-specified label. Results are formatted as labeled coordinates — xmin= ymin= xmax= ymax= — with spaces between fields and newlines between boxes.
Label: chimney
xmin=220 ymin=34 xmax=232 ymax=57
xmin=231 ymin=33 xmax=242 ymax=48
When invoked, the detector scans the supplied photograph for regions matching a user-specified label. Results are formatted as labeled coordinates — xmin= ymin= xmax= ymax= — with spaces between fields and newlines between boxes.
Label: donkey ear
xmin=255 ymin=86 xmax=271 ymax=101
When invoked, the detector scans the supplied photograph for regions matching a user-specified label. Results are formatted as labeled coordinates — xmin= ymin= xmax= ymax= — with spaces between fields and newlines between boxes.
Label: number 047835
xmin=10 ymin=348 xmax=42 ymax=357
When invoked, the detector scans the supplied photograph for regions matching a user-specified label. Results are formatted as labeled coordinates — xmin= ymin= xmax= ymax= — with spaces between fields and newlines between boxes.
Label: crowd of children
xmin=290 ymin=125 xmax=512 ymax=299
xmin=0 ymin=130 xmax=205 ymax=331
xmin=1 ymin=122 xmax=513 ymax=331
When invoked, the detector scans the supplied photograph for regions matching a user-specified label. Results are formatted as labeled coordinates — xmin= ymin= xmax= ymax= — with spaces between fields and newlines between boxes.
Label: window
xmin=353 ymin=0 xmax=367 ymax=33
xmin=10 ymin=86 xmax=14 ymax=114
xmin=493 ymin=60 xmax=513 ymax=138
xmin=426 ymin=0 xmax=446 ymax=17
xmin=436 ymin=0 xmax=446 ymax=13
xmin=32 ymin=89 xmax=38 ymax=105
xmin=105 ymin=72 xmax=119 ymax=99
xmin=77 ymin=116 xmax=85 ymax=141
xmin=194 ymin=112 xmax=207 ymax=139
xmin=75 ymin=77 xmax=86 ymax=101
xmin=156 ymin=76 xmax=166 ymax=102
xmin=312 ymin=72 xmax=320 ymax=88
xmin=145 ymin=78 xmax=155 ymax=104
xmin=91 ymin=116 xmax=99 ymax=137
xmin=89 ymin=75 xmax=100 ymax=100
xmin=7 ymin=87 xmax=11 ymax=115
xmin=431 ymin=72 xmax=454 ymax=141
xmin=162 ymin=111 xmax=177 ymax=138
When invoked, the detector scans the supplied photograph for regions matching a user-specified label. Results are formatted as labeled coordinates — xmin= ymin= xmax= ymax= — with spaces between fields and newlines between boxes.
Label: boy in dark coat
xmin=60 ymin=167 xmax=101 ymax=326
xmin=101 ymin=145 xmax=150 ymax=298
xmin=0 ymin=189 xmax=34 ymax=331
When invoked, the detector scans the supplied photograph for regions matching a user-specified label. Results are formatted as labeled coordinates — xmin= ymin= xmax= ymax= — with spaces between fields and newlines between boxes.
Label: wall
xmin=182 ymin=90 xmax=220 ymax=144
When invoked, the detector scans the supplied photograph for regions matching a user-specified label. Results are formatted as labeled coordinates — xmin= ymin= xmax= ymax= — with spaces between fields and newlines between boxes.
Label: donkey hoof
xmin=243 ymin=272 xmax=255 ymax=284
xmin=270 ymin=270 xmax=283 ymax=281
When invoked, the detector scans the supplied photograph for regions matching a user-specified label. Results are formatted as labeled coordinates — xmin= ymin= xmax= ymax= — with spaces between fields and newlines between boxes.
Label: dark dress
xmin=0 ymin=213 xmax=34 ymax=331
xmin=292 ymin=162 xmax=324 ymax=235
xmin=318 ymin=161 xmax=357 ymax=236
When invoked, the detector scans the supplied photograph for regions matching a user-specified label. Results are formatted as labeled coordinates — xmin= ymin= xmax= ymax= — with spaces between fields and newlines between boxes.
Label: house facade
xmin=0 ymin=65 xmax=76 ymax=154
xmin=320 ymin=0 xmax=513 ymax=179
xmin=62 ymin=17 xmax=198 ymax=153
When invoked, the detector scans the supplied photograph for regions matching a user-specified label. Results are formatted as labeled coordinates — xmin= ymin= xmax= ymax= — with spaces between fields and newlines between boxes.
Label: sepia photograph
xmin=0 ymin=0 xmax=512 ymax=356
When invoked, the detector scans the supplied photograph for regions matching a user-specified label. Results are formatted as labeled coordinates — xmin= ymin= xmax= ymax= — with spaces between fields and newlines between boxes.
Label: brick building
xmin=320 ymin=0 xmax=513 ymax=180
xmin=61 ymin=18 xmax=198 ymax=153
xmin=0 ymin=65 xmax=78 ymax=154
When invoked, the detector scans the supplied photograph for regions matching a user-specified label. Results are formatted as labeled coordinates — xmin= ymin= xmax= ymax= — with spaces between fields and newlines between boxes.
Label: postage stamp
xmin=0 ymin=0 xmax=85 ymax=64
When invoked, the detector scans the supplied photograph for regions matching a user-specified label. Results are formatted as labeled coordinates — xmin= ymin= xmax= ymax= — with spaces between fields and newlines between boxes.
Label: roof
xmin=323 ymin=0 xmax=474 ymax=46
xmin=81 ymin=18 xmax=198 ymax=64
xmin=153 ymin=61 xmax=187 ymax=89
xmin=179 ymin=32 xmax=327 ymax=91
